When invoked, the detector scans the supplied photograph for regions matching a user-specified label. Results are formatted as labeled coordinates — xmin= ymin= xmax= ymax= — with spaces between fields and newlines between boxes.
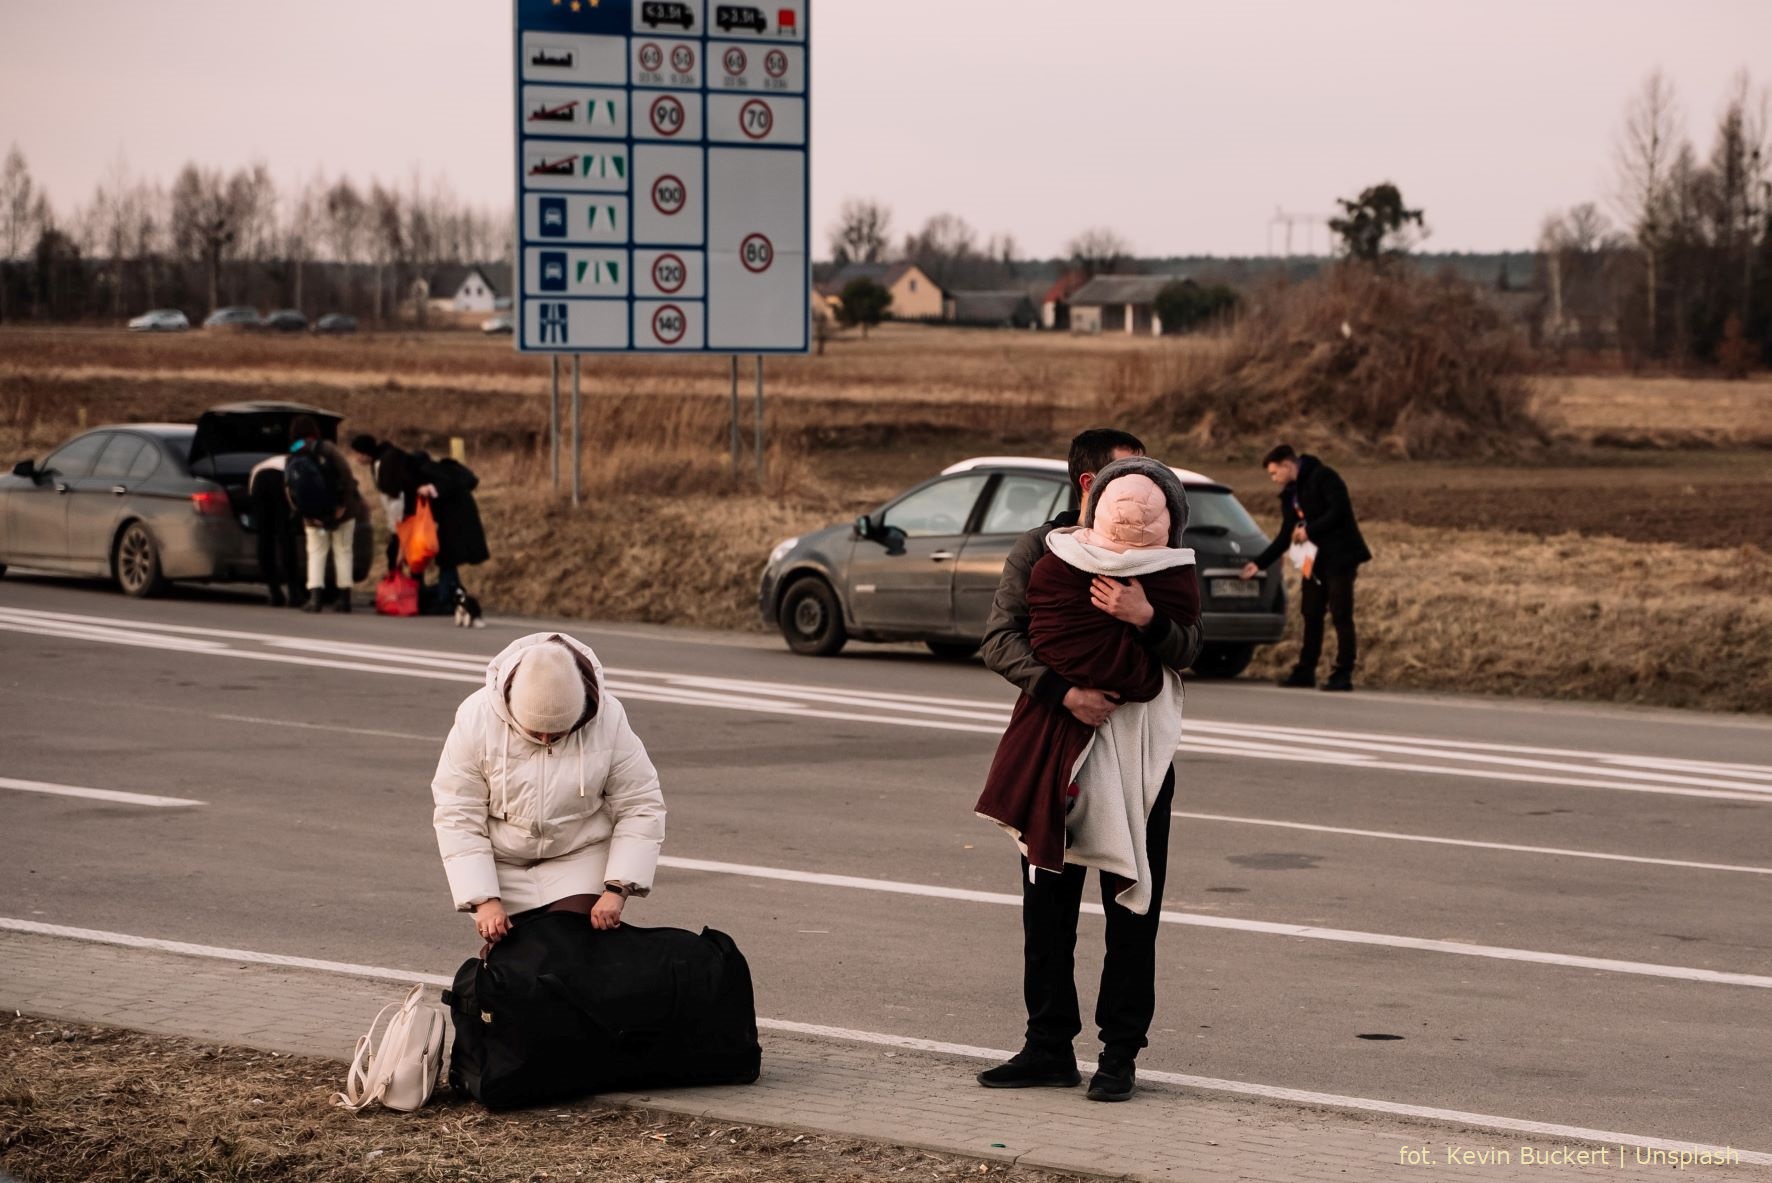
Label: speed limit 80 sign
xmin=514 ymin=0 xmax=810 ymax=352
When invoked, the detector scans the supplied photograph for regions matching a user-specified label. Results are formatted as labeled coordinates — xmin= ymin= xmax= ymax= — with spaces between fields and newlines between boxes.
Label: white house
xmin=427 ymin=264 xmax=512 ymax=314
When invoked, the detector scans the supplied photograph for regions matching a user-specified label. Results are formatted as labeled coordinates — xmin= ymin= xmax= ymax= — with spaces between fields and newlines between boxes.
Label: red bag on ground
xmin=397 ymin=497 xmax=440 ymax=575
xmin=375 ymin=570 xmax=421 ymax=617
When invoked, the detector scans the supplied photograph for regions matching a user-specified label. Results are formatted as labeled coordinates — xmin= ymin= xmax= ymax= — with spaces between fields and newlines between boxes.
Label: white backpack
xmin=334 ymin=983 xmax=447 ymax=1113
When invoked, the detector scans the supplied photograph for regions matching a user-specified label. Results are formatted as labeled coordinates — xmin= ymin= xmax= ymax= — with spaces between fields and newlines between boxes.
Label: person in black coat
xmin=1239 ymin=445 xmax=1371 ymax=691
xmin=350 ymin=437 xmax=489 ymax=622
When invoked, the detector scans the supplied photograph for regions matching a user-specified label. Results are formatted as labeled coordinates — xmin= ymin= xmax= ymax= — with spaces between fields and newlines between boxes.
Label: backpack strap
xmin=332 ymin=985 xmax=422 ymax=1112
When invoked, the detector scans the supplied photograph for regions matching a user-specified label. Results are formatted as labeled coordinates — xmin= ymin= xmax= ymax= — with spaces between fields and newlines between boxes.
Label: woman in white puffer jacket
xmin=432 ymin=632 xmax=666 ymax=948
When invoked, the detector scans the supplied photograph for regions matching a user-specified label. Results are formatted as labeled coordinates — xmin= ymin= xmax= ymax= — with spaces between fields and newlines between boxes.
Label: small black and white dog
xmin=452 ymin=585 xmax=485 ymax=629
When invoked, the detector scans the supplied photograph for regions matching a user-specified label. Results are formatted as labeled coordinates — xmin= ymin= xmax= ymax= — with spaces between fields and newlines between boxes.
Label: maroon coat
xmin=975 ymin=551 xmax=1200 ymax=873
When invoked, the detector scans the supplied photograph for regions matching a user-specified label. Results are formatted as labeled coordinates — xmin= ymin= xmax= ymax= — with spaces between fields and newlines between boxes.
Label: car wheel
xmin=114 ymin=521 xmax=167 ymax=598
xmin=1192 ymin=643 xmax=1254 ymax=679
xmin=779 ymin=576 xmax=847 ymax=656
xmin=926 ymin=641 xmax=977 ymax=661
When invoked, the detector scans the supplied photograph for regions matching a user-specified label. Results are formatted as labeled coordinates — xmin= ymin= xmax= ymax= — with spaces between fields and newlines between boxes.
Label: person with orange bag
xmin=352 ymin=435 xmax=488 ymax=623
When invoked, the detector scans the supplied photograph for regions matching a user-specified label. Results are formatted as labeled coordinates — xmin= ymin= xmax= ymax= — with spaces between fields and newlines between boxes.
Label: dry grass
xmin=1246 ymin=522 xmax=1772 ymax=712
xmin=0 ymin=1016 xmax=1078 ymax=1183
xmin=1130 ymin=268 xmax=1542 ymax=459
xmin=1532 ymin=374 xmax=1772 ymax=447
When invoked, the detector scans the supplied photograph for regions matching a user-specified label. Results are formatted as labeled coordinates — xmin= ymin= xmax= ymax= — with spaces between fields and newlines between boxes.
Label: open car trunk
xmin=188 ymin=402 xmax=343 ymax=519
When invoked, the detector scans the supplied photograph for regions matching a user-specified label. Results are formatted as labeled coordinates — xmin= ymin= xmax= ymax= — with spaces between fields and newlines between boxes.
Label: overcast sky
xmin=2 ymin=1 xmax=1766 ymax=258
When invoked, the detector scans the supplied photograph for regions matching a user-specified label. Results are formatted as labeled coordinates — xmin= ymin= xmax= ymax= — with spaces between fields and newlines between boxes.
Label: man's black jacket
xmin=1251 ymin=454 xmax=1372 ymax=575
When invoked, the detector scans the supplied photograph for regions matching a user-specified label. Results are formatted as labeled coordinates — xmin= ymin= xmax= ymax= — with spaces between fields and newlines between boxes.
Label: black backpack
xmin=445 ymin=913 xmax=761 ymax=1110
xmin=285 ymin=448 xmax=337 ymax=520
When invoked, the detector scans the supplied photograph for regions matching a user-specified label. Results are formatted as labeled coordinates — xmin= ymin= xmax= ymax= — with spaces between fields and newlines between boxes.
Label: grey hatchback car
xmin=758 ymin=457 xmax=1286 ymax=677
xmin=0 ymin=403 xmax=371 ymax=597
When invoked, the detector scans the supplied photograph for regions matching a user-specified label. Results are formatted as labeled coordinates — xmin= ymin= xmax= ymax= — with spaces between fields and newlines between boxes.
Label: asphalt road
xmin=2 ymin=574 xmax=1769 ymax=1152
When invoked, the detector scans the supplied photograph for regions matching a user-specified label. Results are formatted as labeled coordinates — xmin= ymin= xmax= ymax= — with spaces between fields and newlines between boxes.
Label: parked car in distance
xmin=126 ymin=309 xmax=190 ymax=332
xmin=261 ymin=309 xmax=308 ymax=333
xmin=0 ymin=402 xmax=371 ymax=598
xmin=482 ymin=314 xmax=514 ymax=334
xmin=203 ymin=305 xmax=262 ymax=330
xmin=314 ymin=313 xmax=358 ymax=335
xmin=758 ymin=457 xmax=1286 ymax=676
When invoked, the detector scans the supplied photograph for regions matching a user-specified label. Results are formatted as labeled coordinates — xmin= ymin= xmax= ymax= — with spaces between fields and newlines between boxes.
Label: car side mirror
xmin=853 ymin=513 xmax=874 ymax=539
xmin=12 ymin=459 xmax=36 ymax=480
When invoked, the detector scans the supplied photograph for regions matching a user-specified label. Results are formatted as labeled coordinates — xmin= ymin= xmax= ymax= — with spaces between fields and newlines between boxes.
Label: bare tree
xmin=324 ymin=178 xmax=367 ymax=265
xmin=1613 ymin=70 xmax=1683 ymax=356
xmin=170 ymin=164 xmax=243 ymax=314
xmin=1 ymin=144 xmax=45 ymax=321
xmin=1066 ymin=227 xmax=1131 ymax=277
xmin=828 ymin=197 xmax=893 ymax=265
xmin=368 ymin=181 xmax=405 ymax=321
xmin=902 ymin=212 xmax=980 ymax=290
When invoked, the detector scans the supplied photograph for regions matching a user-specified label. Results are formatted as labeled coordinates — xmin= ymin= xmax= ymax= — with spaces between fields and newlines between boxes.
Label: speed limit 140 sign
xmin=514 ymin=0 xmax=810 ymax=353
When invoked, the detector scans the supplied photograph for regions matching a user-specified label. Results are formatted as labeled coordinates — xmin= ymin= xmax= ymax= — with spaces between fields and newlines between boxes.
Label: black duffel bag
xmin=444 ymin=912 xmax=761 ymax=1110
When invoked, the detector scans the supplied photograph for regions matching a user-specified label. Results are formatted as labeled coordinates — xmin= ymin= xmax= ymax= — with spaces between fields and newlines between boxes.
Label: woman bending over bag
xmin=432 ymin=632 xmax=666 ymax=948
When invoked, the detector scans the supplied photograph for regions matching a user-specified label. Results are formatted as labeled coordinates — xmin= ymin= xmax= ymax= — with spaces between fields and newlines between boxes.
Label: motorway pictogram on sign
xmin=740 ymin=233 xmax=773 ymax=274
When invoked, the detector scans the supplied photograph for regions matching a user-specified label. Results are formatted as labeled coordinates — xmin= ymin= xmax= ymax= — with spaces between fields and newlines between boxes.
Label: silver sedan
xmin=0 ymin=417 xmax=368 ymax=597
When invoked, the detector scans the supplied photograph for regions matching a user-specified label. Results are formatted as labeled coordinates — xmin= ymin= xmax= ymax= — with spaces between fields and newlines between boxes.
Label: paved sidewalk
xmin=0 ymin=930 xmax=1758 ymax=1183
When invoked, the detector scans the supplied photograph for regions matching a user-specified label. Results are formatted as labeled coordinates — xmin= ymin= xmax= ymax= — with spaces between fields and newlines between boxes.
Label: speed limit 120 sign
xmin=514 ymin=0 xmax=810 ymax=353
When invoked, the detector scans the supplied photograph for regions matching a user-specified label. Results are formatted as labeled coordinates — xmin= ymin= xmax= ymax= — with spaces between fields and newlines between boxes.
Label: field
xmin=2 ymin=324 xmax=1768 ymax=713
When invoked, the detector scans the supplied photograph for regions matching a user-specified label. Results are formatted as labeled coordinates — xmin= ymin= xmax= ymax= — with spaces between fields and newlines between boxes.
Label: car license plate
xmin=1210 ymin=578 xmax=1260 ymax=599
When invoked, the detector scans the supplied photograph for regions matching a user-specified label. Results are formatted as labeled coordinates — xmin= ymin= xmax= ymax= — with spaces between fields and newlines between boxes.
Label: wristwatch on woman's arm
xmin=603 ymin=881 xmax=630 ymax=899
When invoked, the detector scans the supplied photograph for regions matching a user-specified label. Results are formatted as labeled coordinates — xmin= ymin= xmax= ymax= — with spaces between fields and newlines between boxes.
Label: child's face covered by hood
xmin=1079 ymin=473 xmax=1172 ymax=552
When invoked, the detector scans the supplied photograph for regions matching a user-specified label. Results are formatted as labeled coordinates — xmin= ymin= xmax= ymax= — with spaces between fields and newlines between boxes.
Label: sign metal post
xmin=549 ymin=354 xmax=560 ymax=489
xmin=754 ymin=354 xmax=764 ymax=483
xmin=571 ymin=355 xmax=582 ymax=507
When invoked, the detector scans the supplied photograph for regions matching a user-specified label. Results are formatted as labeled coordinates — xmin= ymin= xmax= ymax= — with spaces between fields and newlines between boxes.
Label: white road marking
xmin=211 ymin=715 xmax=440 ymax=743
xmin=5 ymin=604 xmax=1771 ymax=803
xmin=1175 ymin=811 xmax=1772 ymax=876
xmin=1 ymin=916 xmax=1762 ymax=1164
xmin=0 ymin=776 xmax=202 ymax=808
xmin=655 ymin=855 xmax=1772 ymax=988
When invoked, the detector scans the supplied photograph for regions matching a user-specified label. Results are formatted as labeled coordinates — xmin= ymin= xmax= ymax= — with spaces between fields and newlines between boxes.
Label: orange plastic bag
xmin=397 ymin=497 xmax=440 ymax=575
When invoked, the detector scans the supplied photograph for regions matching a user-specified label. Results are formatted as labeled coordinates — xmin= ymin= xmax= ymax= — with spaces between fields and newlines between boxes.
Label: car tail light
xmin=191 ymin=490 xmax=231 ymax=516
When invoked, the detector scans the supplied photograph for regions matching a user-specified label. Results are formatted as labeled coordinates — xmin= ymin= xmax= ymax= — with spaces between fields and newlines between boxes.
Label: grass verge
xmin=0 ymin=1015 xmax=1082 ymax=1183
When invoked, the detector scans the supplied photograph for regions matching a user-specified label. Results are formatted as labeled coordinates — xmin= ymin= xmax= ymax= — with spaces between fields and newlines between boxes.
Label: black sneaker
xmin=300 ymin=598 xmax=322 ymax=614
xmin=1277 ymin=669 xmax=1316 ymax=689
xmin=1086 ymin=1056 xmax=1136 ymax=1102
xmin=976 ymin=1048 xmax=1080 ymax=1089
xmin=1321 ymin=672 xmax=1354 ymax=692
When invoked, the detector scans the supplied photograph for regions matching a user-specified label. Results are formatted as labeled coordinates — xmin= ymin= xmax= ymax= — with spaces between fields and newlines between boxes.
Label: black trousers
xmin=248 ymin=470 xmax=302 ymax=602
xmin=1022 ymin=766 xmax=1174 ymax=1061
xmin=1297 ymin=568 xmax=1357 ymax=677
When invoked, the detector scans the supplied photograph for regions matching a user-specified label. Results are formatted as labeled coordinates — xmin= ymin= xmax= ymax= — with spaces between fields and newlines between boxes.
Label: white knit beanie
xmin=508 ymin=642 xmax=586 ymax=735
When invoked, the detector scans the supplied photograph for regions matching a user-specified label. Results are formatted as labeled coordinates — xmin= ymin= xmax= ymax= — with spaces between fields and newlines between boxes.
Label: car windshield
xmin=1185 ymin=489 xmax=1264 ymax=537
